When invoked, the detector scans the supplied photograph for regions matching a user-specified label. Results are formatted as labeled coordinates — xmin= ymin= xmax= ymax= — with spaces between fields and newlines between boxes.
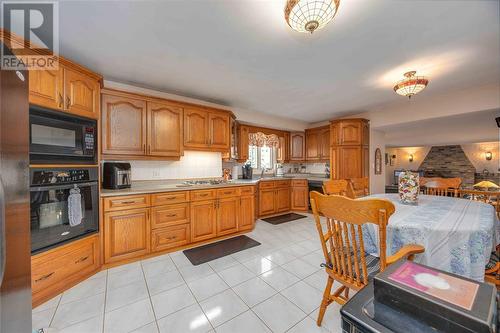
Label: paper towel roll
xmin=232 ymin=166 xmax=240 ymax=179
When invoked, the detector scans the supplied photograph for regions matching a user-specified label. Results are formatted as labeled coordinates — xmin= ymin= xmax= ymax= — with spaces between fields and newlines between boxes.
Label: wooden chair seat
xmin=324 ymin=250 xmax=380 ymax=280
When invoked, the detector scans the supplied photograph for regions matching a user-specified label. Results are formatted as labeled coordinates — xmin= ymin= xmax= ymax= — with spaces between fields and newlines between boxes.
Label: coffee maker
xmin=102 ymin=162 xmax=132 ymax=189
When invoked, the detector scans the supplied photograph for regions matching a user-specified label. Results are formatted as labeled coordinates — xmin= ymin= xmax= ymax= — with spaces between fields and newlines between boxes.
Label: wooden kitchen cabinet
xmin=147 ymin=101 xmax=183 ymax=157
xmin=290 ymin=132 xmax=306 ymax=161
xmin=190 ymin=200 xmax=217 ymax=242
xmin=239 ymin=195 xmax=255 ymax=231
xmin=101 ymin=93 xmax=147 ymax=156
xmin=276 ymin=187 xmax=291 ymax=213
xmin=209 ymin=112 xmax=230 ymax=150
xmin=320 ymin=127 xmax=330 ymax=160
xmin=330 ymin=119 xmax=369 ymax=180
xmin=64 ymin=67 xmax=100 ymax=119
xmin=29 ymin=67 xmax=64 ymax=110
xmin=216 ymin=197 xmax=239 ymax=236
xmin=32 ymin=234 xmax=100 ymax=307
xmin=104 ymin=208 xmax=151 ymax=264
xmin=184 ymin=108 xmax=209 ymax=149
xmin=152 ymin=224 xmax=190 ymax=252
xmin=29 ymin=63 xmax=101 ymax=119
xmin=291 ymin=179 xmax=309 ymax=211
xmin=259 ymin=188 xmax=277 ymax=216
xmin=237 ymin=125 xmax=250 ymax=162
xmin=101 ymin=89 xmax=184 ymax=159
xmin=305 ymin=126 xmax=329 ymax=162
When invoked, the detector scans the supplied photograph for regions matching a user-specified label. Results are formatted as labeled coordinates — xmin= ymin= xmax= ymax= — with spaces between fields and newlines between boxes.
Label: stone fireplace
xmin=418 ymin=145 xmax=476 ymax=187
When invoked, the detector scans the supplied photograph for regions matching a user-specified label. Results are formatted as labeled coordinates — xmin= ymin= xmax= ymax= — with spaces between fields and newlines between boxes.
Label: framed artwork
xmin=375 ymin=148 xmax=382 ymax=175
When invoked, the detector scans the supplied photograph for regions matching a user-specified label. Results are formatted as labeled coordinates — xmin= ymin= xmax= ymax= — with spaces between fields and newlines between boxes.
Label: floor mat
xmin=261 ymin=213 xmax=307 ymax=225
xmin=183 ymin=235 xmax=261 ymax=265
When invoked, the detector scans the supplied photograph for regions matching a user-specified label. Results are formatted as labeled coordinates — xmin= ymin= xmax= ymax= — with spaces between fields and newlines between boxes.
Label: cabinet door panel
xmin=320 ymin=129 xmax=330 ymax=159
xmin=340 ymin=121 xmax=362 ymax=145
xmin=151 ymin=224 xmax=190 ymax=252
xmin=148 ymin=102 xmax=183 ymax=157
xmin=291 ymin=187 xmax=309 ymax=211
xmin=217 ymin=197 xmax=239 ymax=236
xmin=290 ymin=132 xmax=305 ymax=161
xmin=184 ymin=108 xmax=209 ymax=148
xmin=239 ymin=196 xmax=255 ymax=231
xmin=238 ymin=126 xmax=249 ymax=162
xmin=209 ymin=113 xmax=230 ymax=150
xmin=306 ymin=131 xmax=320 ymax=160
xmin=259 ymin=189 xmax=276 ymax=216
xmin=29 ymin=68 xmax=64 ymax=110
xmin=64 ymin=67 xmax=100 ymax=119
xmin=191 ymin=200 xmax=217 ymax=242
xmin=339 ymin=146 xmax=362 ymax=179
xmin=104 ymin=208 xmax=150 ymax=263
xmin=276 ymin=188 xmax=290 ymax=213
xmin=102 ymin=94 xmax=147 ymax=155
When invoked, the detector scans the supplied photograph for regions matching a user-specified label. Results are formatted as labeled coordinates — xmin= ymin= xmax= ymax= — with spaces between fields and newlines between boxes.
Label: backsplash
xmin=125 ymin=151 xmax=222 ymax=180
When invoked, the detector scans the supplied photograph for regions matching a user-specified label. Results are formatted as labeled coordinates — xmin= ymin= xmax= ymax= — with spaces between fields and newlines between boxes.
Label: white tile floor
xmin=33 ymin=213 xmax=344 ymax=333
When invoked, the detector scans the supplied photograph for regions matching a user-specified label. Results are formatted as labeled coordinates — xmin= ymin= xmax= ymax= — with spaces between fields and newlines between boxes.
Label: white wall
xmin=369 ymin=129 xmax=386 ymax=194
xmin=127 ymin=151 xmax=222 ymax=181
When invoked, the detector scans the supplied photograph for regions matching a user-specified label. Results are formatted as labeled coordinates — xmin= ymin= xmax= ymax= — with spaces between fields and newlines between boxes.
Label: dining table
xmin=363 ymin=193 xmax=500 ymax=282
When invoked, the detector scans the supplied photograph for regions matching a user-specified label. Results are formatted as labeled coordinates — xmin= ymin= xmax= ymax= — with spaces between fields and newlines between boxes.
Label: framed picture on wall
xmin=375 ymin=148 xmax=382 ymax=175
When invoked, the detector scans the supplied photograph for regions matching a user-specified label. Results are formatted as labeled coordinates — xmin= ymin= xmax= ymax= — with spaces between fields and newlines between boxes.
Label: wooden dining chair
xmin=322 ymin=179 xmax=350 ymax=197
xmin=421 ymin=177 xmax=461 ymax=197
xmin=347 ymin=177 xmax=369 ymax=198
xmin=310 ymin=192 xmax=425 ymax=326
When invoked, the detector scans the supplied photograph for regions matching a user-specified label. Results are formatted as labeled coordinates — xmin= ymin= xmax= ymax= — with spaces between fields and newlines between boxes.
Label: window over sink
xmin=249 ymin=145 xmax=276 ymax=170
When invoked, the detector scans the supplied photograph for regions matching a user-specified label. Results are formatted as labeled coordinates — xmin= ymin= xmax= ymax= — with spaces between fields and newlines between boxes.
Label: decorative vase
xmin=398 ymin=171 xmax=419 ymax=205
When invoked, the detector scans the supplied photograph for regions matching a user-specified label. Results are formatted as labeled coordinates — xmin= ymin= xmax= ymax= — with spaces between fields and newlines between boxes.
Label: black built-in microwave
xmin=29 ymin=106 xmax=97 ymax=164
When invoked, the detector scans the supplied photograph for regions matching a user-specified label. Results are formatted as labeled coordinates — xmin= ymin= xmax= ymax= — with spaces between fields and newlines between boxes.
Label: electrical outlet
xmin=152 ymin=170 xmax=161 ymax=179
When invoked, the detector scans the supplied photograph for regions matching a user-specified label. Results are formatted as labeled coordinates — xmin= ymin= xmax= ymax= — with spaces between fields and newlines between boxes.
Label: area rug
xmin=183 ymin=235 xmax=261 ymax=265
xmin=261 ymin=213 xmax=307 ymax=225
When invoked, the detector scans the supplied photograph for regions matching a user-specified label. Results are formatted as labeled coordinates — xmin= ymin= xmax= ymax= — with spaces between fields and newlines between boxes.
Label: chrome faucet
xmin=260 ymin=168 xmax=268 ymax=179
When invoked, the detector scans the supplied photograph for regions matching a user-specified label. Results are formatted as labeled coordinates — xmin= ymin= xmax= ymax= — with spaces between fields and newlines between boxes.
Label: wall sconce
xmin=409 ymin=154 xmax=414 ymax=162
xmin=485 ymin=151 xmax=492 ymax=161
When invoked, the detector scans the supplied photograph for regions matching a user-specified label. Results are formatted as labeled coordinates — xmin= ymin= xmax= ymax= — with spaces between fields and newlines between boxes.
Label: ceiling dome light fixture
xmin=284 ymin=0 xmax=340 ymax=34
xmin=393 ymin=71 xmax=429 ymax=99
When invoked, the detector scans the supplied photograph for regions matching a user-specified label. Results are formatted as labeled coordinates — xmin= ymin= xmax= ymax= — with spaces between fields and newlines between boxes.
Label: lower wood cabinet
xmin=217 ymin=197 xmax=239 ymax=236
xmin=291 ymin=185 xmax=309 ymax=211
xmin=239 ymin=195 xmax=255 ymax=231
xmin=190 ymin=200 xmax=217 ymax=242
xmin=104 ymin=208 xmax=151 ymax=264
xmin=31 ymin=234 xmax=100 ymax=307
xmin=259 ymin=188 xmax=277 ymax=216
xmin=152 ymin=224 xmax=190 ymax=252
xmin=276 ymin=187 xmax=291 ymax=212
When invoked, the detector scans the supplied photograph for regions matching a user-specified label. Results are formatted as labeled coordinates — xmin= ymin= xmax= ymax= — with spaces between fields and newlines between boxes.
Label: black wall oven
xmin=30 ymin=167 xmax=99 ymax=254
xmin=29 ymin=106 xmax=97 ymax=164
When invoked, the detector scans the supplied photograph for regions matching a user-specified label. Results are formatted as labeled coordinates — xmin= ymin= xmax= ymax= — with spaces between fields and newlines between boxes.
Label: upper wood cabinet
xmin=184 ymin=108 xmax=231 ymax=151
xmin=305 ymin=126 xmax=329 ymax=162
xmin=102 ymin=93 xmax=147 ymax=156
xmin=29 ymin=68 xmax=64 ymax=110
xmin=330 ymin=118 xmax=369 ymax=180
xmin=184 ymin=108 xmax=209 ymax=148
xmin=64 ymin=67 xmax=100 ymax=119
xmin=237 ymin=125 xmax=250 ymax=162
xmin=101 ymin=89 xmax=184 ymax=159
xmin=290 ymin=132 xmax=305 ymax=161
xmin=29 ymin=63 xmax=101 ymax=119
xmin=330 ymin=119 xmax=369 ymax=146
xmin=148 ymin=102 xmax=183 ymax=157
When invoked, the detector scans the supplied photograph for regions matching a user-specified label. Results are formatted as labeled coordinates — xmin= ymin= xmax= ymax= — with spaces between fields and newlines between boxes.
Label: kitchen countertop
xmin=100 ymin=174 xmax=329 ymax=197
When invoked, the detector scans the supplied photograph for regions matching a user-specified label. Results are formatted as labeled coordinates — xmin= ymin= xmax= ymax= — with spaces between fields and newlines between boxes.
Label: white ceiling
xmin=58 ymin=0 xmax=500 ymax=122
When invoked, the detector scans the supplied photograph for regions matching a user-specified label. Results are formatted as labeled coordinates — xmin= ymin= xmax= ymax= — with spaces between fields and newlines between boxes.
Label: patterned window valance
xmin=248 ymin=132 xmax=280 ymax=148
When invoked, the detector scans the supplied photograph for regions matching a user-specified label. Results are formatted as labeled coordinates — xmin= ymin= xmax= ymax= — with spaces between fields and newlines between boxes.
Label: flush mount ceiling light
xmin=393 ymin=71 xmax=429 ymax=99
xmin=284 ymin=0 xmax=340 ymax=34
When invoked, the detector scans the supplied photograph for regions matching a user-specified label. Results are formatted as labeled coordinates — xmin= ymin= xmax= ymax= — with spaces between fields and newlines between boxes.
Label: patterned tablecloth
xmin=363 ymin=194 xmax=499 ymax=281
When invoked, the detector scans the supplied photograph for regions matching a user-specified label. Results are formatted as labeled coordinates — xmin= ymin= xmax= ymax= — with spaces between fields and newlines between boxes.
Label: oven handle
xmin=30 ymin=181 xmax=98 ymax=192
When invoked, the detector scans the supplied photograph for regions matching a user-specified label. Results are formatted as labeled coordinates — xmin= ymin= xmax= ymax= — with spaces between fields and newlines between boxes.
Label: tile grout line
xmin=102 ymin=269 xmax=108 ymax=333
xmin=138 ymin=260 xmax=161 ymax=333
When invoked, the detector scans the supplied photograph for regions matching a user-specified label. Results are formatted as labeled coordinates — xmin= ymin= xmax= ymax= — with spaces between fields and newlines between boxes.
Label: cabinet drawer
xmin=151 ymin=203 xmax=189 ymax=229
xmin=103 ymin=194 xmax=150 ymax=211
xmin=152 ymin=191 xmax=189 ymax=205
xmin=275 ymin=180 xmax=291 ymax=188
xmin=217 ymin=187 xmax=240 ymax=198
xmin=32 ymin=235 xmax=99 ymax=294
xmin=291 ymin=179 xmax=308 ymax=187
xmin=152 ymin=224 xmax=190 ymax=252
xmin=191 ymin=189 xmax=216 ymax=201
xmin=259 ymin=181 xmax=275 ymax=189
xmin=240 ymin=186 xmax=255 ymax=196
